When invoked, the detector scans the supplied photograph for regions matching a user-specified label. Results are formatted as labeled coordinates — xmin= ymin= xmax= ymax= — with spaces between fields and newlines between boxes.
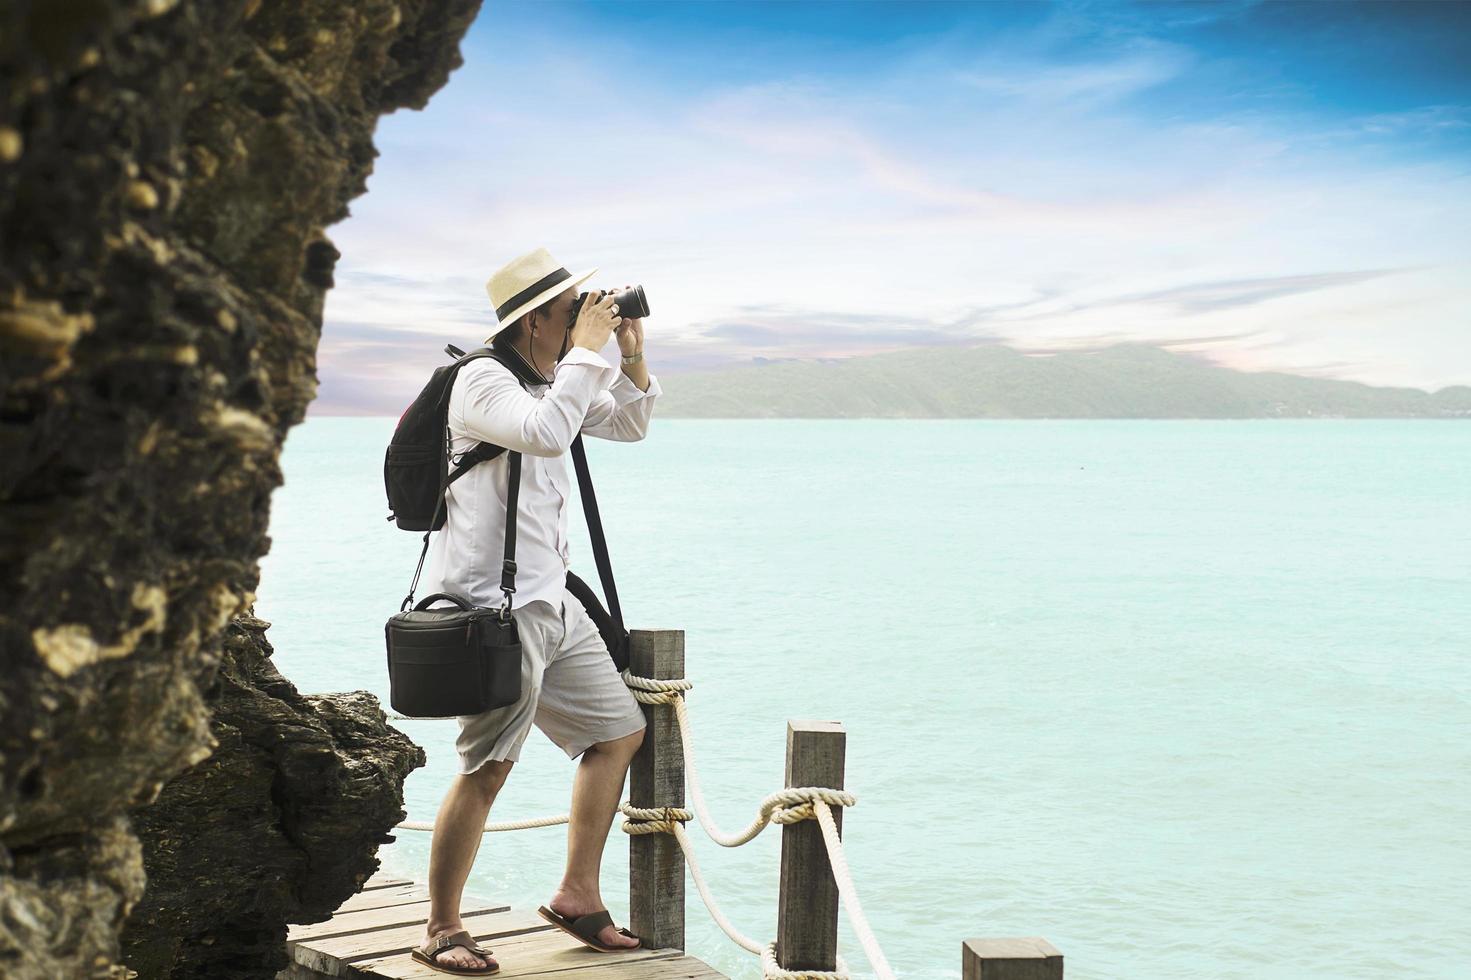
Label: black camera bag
xmin=386 ymin=591 xmax=524 ymax=718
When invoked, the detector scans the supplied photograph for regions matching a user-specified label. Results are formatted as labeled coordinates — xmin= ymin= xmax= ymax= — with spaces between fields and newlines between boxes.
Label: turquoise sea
xmin=257 ymin=418 xmax=1470 ymax=980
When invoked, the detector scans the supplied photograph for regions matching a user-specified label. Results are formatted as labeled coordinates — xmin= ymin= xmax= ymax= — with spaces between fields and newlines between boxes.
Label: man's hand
xmin=610 ymin=283 xmax=649 ymax=392
xmin=613 ymin=283 xmax=643 ymax=356
xmin=571 ymin=290 xmax=620 ymax=353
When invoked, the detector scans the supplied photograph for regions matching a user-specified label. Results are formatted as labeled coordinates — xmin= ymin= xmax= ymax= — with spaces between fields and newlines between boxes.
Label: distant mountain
xmin=650 ymin=342 xmax=1471 ymax=418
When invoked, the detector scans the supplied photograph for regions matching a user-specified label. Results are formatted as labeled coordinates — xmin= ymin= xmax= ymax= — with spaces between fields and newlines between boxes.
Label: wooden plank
xmin=347 ymin=920 xmax=689 ymax=978
xmin=292 ymin=907 xmax=547 ymax=975
xmin=288 ymin=896 xmax=512 ymax=946
xmin=962 ymin=938 xmax=1064 ymax=980
xmin=274 ymin=964 xmax=328 ymax=980
xmin=334 ymin=883 xmax=430 ymax=915
xmin=628 ymin=628 xmax=686 ymax=951
xmin=514 ymin=956 xmax=726 ymax=979
xmin=287 ymin=892 xmax=510 ymax=948
xmin=360 ymin=872 xmax=415 ymax=891
xmin=776 ymin=719 xmax=845 ymax=973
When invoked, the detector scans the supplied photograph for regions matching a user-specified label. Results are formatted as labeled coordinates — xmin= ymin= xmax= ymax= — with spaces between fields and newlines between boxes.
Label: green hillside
xmin=652 ymin=342 xmax=1471 ymax=418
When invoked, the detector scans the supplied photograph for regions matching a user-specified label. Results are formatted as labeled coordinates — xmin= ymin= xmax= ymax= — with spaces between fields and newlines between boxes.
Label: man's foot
xmin=544 ymin=889 xmax=640 ymax=949
xmin=419 ymin=925 xmax=496 ymax=973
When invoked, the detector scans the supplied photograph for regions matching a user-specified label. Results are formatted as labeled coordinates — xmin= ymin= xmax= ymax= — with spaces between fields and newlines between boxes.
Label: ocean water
xmin=256 ymin=418 xmax=1471 ymax=980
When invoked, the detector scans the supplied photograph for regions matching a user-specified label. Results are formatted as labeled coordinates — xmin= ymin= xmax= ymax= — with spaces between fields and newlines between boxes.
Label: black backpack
xmin=382 ymin=337 xmax=631 ymax=670
xmin=383 ymin=340 xmax=523 ymax=533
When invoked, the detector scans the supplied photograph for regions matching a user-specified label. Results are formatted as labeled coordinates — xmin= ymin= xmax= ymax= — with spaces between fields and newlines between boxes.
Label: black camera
xmin=572 ymin=284 xmax=650 ymax=321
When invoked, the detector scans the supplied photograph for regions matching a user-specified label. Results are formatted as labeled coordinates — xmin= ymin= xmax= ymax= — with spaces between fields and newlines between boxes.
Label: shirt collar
xmin=490 ymin=332 xmax=554 ymax=387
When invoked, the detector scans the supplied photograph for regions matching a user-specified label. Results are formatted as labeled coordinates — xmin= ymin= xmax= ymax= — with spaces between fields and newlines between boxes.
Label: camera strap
xmin=569 ymin=432 xmax=622 ymax=627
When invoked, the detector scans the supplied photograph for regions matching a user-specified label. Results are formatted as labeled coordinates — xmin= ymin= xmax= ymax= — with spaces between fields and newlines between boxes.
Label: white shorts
xmin=454 ymin=583 xmax=646 ymax=773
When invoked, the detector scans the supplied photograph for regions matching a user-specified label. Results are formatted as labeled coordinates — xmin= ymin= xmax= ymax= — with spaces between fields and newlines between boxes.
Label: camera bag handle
xmin=412 ymin=592 xmax=475 ymax=612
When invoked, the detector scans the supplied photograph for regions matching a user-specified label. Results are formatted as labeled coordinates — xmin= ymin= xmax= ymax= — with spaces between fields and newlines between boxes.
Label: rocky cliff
xmin=121 ymin=616 xmax=425 ymax=979
xmin=0 ymin=1 xmax=479 ymax=977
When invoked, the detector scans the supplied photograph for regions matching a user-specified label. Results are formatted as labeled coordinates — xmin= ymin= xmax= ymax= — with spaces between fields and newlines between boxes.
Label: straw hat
xmin=484 ymin=247 xmax=598 ymax=343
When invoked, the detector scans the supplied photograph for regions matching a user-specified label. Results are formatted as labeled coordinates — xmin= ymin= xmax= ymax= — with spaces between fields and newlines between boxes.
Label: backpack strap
xmin=441 ymin=338 xmax=542 ymax=485
xmin=446 ymin=441 xmax=505 ymax=487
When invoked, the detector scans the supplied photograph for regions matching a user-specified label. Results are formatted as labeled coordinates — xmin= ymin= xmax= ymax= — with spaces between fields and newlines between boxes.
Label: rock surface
xmin=122 ymin=616 xmax=425 ymax=979
xmin=0 ymin=1 xmax=478 ymax=977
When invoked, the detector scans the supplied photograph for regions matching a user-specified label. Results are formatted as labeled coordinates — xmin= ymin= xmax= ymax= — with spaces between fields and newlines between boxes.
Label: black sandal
xmin=537 ymin=905 xmax=643 ymax=953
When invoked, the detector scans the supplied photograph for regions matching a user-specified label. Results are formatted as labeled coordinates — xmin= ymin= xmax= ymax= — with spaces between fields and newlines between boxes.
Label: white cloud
xmin=950 ymin=44 xmax=1191 ymax=108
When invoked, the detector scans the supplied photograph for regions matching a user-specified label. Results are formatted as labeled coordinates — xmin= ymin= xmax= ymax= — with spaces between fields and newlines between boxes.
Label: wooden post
xmin=962 ymin=938 xmax=1064 ymax=979
xmin=628 ymin=628 xmax=685 ymax=951
xmin=777 ymin=719 xmax=846 ymax=972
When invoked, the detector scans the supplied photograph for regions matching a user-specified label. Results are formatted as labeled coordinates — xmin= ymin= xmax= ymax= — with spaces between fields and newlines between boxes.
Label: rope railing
xmin=620 ymin=671 xmax=893 ymax=980
xmin=389 ymin=669 xmax=895 ymax=980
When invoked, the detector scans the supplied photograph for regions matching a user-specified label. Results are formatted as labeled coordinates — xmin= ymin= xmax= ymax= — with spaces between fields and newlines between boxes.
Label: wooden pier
xmin=278 ymin=628 xmax=1064 ymax=979
xmin=277 ymin=868 xmax=727 ymax=979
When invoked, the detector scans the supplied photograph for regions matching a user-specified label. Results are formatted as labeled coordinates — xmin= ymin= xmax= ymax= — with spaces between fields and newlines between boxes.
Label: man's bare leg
xmin=422 ymin=760 xmax=514 ymax=971
xmin=546 ymin=726 xmax=646 ymax=949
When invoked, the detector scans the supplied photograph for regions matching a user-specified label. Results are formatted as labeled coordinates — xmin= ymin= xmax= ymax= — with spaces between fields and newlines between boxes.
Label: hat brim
xmin=483 ymin=266 xmax=599 ymax=343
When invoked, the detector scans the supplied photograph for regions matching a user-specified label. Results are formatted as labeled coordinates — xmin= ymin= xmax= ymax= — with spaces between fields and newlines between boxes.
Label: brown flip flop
xmin=411 ymin=928 xmax=499 ymax=975
xmin=536 ymin=904 xmax=642 ymax=953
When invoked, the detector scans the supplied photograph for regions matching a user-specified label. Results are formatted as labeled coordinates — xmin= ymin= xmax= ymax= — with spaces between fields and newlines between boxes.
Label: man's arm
xmin=582 ymin=361 xmax=661 ymax=441
xmin=457 ymin=347 xmax=617 ymax=456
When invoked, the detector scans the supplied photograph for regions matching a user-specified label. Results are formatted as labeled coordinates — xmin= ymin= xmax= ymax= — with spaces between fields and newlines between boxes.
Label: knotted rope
xmin=618 ymin=803 xmax=692 ymax=835
xmin=760 ymin=941 xmax=851 ymax=980
xmin=620 ymin=669 xmax=691 ymax=704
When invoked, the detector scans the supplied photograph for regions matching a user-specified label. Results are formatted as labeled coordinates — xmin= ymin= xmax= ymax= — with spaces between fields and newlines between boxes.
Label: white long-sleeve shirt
xmin=417 ymin=345 xmax=660 ymax=611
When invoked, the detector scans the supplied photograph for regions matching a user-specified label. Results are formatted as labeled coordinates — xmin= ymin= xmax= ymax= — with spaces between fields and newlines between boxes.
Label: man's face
xmin=548 ymin=287 xmax=578 ymax=329
xmin=523 ymin=287 xmax=580 ymax=359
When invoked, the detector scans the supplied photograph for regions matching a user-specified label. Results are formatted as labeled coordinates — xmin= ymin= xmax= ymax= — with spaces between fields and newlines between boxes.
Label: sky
xmin=315 ymin=0 xmax=1471 ymax=415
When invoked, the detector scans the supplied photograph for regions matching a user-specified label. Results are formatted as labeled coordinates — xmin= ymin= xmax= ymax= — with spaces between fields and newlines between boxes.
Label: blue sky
xmin=316 ymin=0 xmax=1471 ymax=414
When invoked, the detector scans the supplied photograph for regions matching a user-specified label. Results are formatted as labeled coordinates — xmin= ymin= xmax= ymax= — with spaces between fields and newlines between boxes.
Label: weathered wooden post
xmin=962 ymin=938 xmax=1064 ymax=979
xmin=777 ymin=719 xmax=846 ymax=972
xmin=628 ymin=628 xmax=685 ymax=951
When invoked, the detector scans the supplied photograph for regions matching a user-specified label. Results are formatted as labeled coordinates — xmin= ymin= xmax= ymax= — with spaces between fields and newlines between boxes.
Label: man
xmin=411 ymin=247 xmax=660 ymax=976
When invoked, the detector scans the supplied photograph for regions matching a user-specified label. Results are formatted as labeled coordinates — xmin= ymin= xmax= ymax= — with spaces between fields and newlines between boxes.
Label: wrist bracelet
xmin=621 ymin=350 xmax=644 ymax=365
